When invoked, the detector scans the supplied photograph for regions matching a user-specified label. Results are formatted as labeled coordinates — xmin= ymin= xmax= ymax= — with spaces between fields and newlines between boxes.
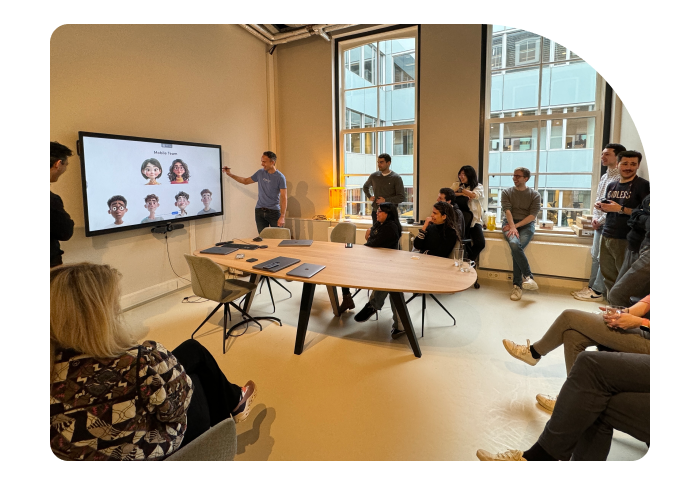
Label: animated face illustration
xmin=141 ymin=158 xmax=163 ymax=185
xmin=201 ymin=189 xmax=212 ymax=210
xmin=168 ymin=159 xmax=190 ymax=183
xmin=175 ymin=191 xmax=190 ymax=215
xmin=107 ymin=195 xmax=128 ymax=224
xmin=144 ymin=194 xmax=160 ymax=213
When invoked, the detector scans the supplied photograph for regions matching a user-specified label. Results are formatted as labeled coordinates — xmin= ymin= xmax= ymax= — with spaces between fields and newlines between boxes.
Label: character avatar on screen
xmin=175 ymin=191 xmax=190 ymax=216
xmin=197 ymin=188 xmax=217 ymax=215
xmin=106 ymin=195 xmax=128 ymax=227
xmin=141 ymin=158 xmax=163 ymax=185
xmin=168 ymin=159 xmax=190 ymax=184
xmin=141 ymin=194 xmax=164 ymax=223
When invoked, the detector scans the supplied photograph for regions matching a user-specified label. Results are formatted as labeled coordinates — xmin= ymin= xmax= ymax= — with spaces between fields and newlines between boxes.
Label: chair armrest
xmin=165 ymin=418 xmax=237 ymax=461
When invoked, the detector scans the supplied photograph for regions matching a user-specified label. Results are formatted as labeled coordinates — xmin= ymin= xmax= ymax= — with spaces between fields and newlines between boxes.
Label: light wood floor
xmin=125 ymin=278 xmax=648 ymax=461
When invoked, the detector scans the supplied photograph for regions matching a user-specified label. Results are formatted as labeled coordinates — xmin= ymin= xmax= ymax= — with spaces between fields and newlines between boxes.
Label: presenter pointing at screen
xmin=223 ymin=151 xmax=287 ymax=234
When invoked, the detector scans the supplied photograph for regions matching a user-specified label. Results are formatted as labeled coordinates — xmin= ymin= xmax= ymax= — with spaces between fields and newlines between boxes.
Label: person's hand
xmin=369 ymin=196 xmax=375 ymax=202
xmin=599 ymin=202 xmax=621 ymax=213
xmin=591 ymin=218 xmax=601 ymax=230
xmin=365 ymin=228 xmax=371 ymax=241
xmin=502 ymin=224 xmax=510 ymax=232
xmin=222 ymin=166 xmax=231 ymax=176
xmin=507 ymin=226 xmax=520 ymax=238
xmin=376 ymin=196 xmax=386 ymax=204
xmin=422 ymin=216 xmax=432 ymax=231
xmin=277 ymin=216 xmax=285 ymax=227
xmin=604 ymin=312 xmax=643 ymax=330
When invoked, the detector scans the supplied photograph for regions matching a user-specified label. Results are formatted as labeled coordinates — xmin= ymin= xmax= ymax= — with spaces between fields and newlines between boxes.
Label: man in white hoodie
xmin=571 ymin=143 xmax=625 ymax=302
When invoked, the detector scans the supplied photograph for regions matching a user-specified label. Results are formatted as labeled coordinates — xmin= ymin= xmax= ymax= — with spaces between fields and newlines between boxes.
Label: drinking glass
xmin=453 ymin=248 xmax=464 ymax=268
xmin=604 ymin=305 xmax=626 ymax=320
xmin=462 ymin=259 xmax=476 ymax=273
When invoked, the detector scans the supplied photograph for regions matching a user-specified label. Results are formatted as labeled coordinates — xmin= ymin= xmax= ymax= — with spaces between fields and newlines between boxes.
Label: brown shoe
xmin=232 ymin=380 xmax=257 ymax=423
xmin=338 ymin=294 xmax=355 ymax=313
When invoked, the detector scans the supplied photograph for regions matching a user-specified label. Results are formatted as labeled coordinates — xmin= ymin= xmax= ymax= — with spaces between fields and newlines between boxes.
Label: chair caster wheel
xmin=474 ymin=281 xmax=480 ymax=289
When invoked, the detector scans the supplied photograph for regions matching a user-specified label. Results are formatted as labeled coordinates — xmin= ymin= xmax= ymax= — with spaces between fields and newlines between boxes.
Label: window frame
xmin=337 ymin=26 xmax=419 ymax=220
xmin=483 ymin=25 xmax=607 ymax=228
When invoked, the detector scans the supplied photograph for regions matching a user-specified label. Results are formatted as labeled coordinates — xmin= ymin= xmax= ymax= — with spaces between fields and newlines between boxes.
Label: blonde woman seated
xmin=502 ymin=296 xmax=650 ymax=413
xmin=50 ymin=263 xmax=256 ymax=460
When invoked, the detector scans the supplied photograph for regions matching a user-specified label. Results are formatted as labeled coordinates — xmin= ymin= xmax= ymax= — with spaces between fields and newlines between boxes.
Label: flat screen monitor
xmin=78 ymin=132 xmax=223 ymax=236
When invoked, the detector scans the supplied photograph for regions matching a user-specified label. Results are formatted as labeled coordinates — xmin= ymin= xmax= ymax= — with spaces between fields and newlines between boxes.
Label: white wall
xmin=51 ymin=25 xmax=269 ymax=297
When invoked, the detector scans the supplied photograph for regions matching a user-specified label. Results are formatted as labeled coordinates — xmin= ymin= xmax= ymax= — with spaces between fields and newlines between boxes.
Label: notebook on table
xmin=278 ymin=239 xmax=313 ymax=247
xmin=286 ymin=263 xmax=326 ymax=278
xmin=200 ymin=246 xmax=237 ymax=255
xmin=251 ymin=256 xmax=301 ymax=273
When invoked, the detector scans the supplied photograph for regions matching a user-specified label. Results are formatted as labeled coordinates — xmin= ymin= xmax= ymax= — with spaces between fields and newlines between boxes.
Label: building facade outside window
xmin=338 ymin=26 xmax=418 ymax=219
xmin=485 ymin=25 xmax=605 ymax=229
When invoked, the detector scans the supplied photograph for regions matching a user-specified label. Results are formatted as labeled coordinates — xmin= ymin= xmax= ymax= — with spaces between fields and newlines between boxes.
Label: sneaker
xmin=571 ymin=285 xmax=589 ymax=296
xmin=390 ymin=328 xmax=406 ymax=340
xmin=232 ymin=380 xmax=257 ymax=423
xmin=354 ymin=303 xmax=377 ymax=322
xmin=476 ymin=449 xmax=526 ymax=461
xmin=502 ymin=338 xmax=540 ymax=366
xmin=573 ymin=288 xmax=603 ymax=302
xmin=536 ymin=393 xmax=557 ymax=413
xmin=522 ymin=276 xmax=539 ymax=290
xmin=510 ymin=285 xmax=522 ymax=301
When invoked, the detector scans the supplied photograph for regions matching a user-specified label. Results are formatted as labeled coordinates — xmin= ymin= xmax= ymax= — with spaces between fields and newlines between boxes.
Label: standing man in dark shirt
xmin=596 ymin=150 xmax=650 ymax=295
xmin=50 ymin=142 xmax=75 ymax=267
xmin=362 ymin=154 xmax=405 ymax=224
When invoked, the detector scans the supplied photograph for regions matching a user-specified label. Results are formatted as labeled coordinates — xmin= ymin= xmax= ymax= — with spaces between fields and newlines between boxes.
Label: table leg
xmin=326 ymin=285 xmax=340 ymax=317
xmin=294 ymin=282 xmax=316 ymax=355
xmin=389 ymin=292 xmax=422 ymax=358
xmin=243 ymin=274 xmax=261 ymax=314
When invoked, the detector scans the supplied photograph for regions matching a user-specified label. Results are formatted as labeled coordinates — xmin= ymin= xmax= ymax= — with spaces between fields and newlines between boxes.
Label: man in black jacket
xmin=50 ymin=142 xmax=75 ymax=267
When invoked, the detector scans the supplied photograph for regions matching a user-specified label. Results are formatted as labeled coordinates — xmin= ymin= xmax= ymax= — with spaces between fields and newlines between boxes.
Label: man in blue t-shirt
xmin=223 ymin=151 xmax=287 ymax=234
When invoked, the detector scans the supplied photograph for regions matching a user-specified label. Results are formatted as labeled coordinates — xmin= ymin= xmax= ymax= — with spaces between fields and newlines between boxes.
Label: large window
xmin=486 ymin=25 xmax=604 ymax=228
xmin=339 ymin=27 xmax=418 ymax=219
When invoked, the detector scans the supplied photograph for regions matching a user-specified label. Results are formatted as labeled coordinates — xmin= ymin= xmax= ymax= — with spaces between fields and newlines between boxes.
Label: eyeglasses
xmin=111 ymin=205 xmax=126 ymax=211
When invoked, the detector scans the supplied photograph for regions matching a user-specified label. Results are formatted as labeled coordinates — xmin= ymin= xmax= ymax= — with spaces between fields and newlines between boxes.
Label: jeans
xmin=608 ymin=247 xmax=650 ymax=307
xmin=465 ymin=224 xmax=485 ymax=261
xmin=599 ymin=236 xmax=628 ymax=295
xmin=171 ymin=339 xmax=243 ymax=448
xmin=369 ymin=290 xmax=403 ymax=330
xmin=537 ymin=352 xmax=650 ymax=461
xmin=588 ymin=229 xmax=605 ymax=293
xmin=502 ymin=220 xmax=535 ymax=287
xmin=532 ymin=309 xmax=650 ymax=375
xmin=254 ymin=207 xmax=281 ymax=234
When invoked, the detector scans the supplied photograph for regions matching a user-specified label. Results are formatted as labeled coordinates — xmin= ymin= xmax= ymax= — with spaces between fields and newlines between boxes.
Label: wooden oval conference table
xmin=194 ymin=238 xmax=477 ymax=358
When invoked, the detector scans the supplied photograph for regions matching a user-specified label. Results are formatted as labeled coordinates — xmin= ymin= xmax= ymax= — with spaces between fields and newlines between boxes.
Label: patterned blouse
xmin=50 ymin=340 xmax=193 ymax=460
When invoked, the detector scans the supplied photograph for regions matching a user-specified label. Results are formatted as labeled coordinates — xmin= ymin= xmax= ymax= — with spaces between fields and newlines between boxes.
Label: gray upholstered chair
xmin=406 ymin=239 xmax=459 ymax=336
xmin=165 ymin=418 xmax=236 ymax=461
xmin=184 ymin=254 xmax=281 ymax=353
xmin=330 ymin=222 xmax=356 ymax=244
xmin=258 ymin=226 xmax=294 ymax=312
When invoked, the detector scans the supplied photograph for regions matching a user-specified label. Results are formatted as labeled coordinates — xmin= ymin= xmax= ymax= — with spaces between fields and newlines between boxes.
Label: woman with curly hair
xmin=50 ymin=262 xmax=256 ymax=460
xmin=413 ymin=201 xmax=459 ymax=258
xmin=168 ymin=159 xmax=190 ymax=184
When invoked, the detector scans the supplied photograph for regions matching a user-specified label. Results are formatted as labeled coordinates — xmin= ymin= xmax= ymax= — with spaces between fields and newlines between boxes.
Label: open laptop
xmin=251 ymin=256 xmax=301 ymax=273
xmin=278 ymin=239 xmax=313 ymax=247
xmin=286 ymin=263 xmax=325 ymax=278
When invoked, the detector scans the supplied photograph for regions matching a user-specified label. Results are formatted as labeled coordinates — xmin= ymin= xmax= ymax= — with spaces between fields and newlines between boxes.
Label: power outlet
xmin=487 ymin=272 xmax=499 ymax=279
xmin=506 ymin=274 xmax=513 ymax=281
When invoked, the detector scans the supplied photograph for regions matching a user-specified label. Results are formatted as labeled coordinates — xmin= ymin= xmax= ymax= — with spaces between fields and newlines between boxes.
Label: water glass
xmin=453 ymin=248 xmax=464 ymax=268
xmin=462 ymin=259 xmax=476 ymax=273
xmin=604 ymin=305 xmax=626 ymax=319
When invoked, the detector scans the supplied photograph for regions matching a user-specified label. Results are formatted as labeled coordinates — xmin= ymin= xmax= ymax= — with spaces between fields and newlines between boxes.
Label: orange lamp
xmin=329 ymin=186 xmax=346 ymax=221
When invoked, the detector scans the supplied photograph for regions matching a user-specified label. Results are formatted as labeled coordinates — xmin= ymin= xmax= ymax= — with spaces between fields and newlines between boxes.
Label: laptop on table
xmin=286 ymin=263 xmax=326 ymax=278
xmin=278 ymin=239 xmax=313 ymax=247
xmin=252 ymin=256 xmax=301 ymax=273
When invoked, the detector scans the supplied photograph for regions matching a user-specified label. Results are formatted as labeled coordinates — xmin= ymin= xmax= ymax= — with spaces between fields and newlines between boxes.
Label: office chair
xmin=258 ymin=227 xmax=293 ymax=312
xmin=329 ymin=222 xmax=366 ymax=299
xmin=405 ymin=239 xmax=460 ymax=337
xmin=184 ymin=254 xmax=281 ymax=354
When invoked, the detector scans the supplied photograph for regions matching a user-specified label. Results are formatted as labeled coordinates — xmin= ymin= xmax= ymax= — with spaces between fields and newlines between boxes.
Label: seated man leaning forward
xmin=501 ymin=167 xmax=542 ymax=301
xmin=351 ymin=203 xmax=406 ymax=339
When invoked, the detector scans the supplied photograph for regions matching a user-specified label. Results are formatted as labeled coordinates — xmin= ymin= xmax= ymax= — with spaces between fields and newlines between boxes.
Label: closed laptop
xmin=251 ymin=256 xmax=301 ymax=273
xmin=200 ymin=246 xmax=237 ymax=255
xmin=278 ymin=239 xmax=313 ymax=247
xmin=286 ymin=263 xmax=326 ymax=278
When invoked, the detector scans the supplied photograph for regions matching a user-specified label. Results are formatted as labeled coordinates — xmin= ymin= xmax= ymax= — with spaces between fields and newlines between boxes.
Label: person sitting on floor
xmin=476 ymin=350 xmax=649 ymax=461
xmin=412 ymin=201 xmax=459 ymax=258
xmin=50 ymin=262 xmax=256 ymax=460
xmin=502 ymin=295 xmax=650 ymax=413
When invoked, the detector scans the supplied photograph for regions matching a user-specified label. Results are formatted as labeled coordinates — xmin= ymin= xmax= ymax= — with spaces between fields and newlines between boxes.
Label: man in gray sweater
xmin=362 ymin=153 xmax=405 ymax=224
xmin=502 ymin=167 xmax=542 ymax=301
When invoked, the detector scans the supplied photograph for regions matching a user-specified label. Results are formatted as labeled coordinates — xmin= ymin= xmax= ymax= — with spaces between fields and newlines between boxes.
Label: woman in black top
xmin=413 ymin=201 xmax=458 ymax=258
xmin=339 ymin=203 xmax=401 ymax=313
xmin=454 ymin=165 xmax=486 ymax=261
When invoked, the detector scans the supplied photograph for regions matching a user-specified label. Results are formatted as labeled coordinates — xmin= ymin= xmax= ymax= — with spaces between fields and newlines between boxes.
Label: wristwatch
xmin=618 ymin=206 xmax=625 ymax=215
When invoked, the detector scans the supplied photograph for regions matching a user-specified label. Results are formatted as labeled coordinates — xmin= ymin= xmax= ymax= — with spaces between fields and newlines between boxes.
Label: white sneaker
xmin=510 ymin=285 xmax=522 ymax=301
xmin=502 ymin=338 xmax=540 ymax=366
xmin=571 ymin=285 xmax=589 ymax=296
xmin=573 ymin=288 xmax=603 ymax=302
xmin=476 ymin=449 xmax=526 ymax=461
xmin=522 ymin=276 xmax=539 ymax=290
xmin=536 ymin=393 xmax=557 ymax=413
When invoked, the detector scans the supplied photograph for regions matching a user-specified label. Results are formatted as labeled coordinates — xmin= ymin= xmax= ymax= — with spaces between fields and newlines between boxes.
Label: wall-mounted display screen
xmin=78 ymin=132 xmax=223 ymax=237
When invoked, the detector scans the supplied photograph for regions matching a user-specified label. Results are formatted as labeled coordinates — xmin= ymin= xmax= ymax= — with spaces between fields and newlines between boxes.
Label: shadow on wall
xmin=286 ymin=181 xmax=316 ymax=239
